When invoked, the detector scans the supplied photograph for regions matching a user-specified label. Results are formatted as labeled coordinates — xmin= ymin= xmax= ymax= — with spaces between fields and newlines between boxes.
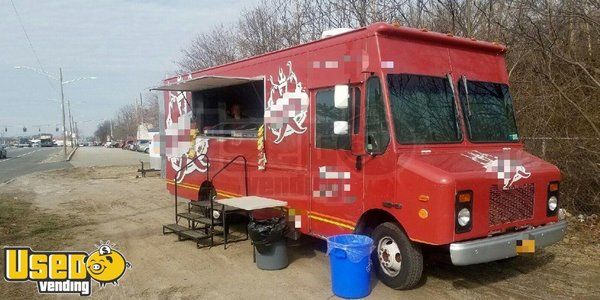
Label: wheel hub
xmin=378 ymin=236 xmax=402 ymax=277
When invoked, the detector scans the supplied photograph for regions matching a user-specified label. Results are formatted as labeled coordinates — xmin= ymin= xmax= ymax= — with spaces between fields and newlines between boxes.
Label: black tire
xmin=371 ymin=222 xmax=423 ymax=290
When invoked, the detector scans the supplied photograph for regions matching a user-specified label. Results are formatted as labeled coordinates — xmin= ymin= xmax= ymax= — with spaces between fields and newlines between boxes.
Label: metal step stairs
xmin=162 ymin=154 xmax=250 ymax=249
xmin=163 ymin=199 xmax=247 ymax=249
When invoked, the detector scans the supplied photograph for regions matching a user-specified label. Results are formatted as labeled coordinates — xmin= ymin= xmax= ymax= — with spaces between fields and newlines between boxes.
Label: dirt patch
xmin=0 ymin=190 xmax=87 ymax=299
xmin=1 ymin=166 xmax=599 ymax=299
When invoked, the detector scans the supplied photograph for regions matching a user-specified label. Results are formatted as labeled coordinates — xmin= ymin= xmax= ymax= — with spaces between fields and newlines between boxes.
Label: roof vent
xmin=321 ymin=28 xmax=354 ymax=39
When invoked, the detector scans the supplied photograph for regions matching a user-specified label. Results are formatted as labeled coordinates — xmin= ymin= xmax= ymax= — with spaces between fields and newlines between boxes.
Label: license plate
xmin=516 ymin=239 xmax=535 ymax=254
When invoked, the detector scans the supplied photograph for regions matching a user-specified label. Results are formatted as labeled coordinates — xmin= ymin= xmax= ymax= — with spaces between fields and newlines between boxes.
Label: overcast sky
xmin=0 ymin=0 xmax=258 ymax=137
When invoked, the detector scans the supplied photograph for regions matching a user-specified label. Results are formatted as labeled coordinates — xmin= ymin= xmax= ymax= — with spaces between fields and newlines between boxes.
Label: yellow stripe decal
xmin=166 ymin=180 xmax=199 ymax=189
xmin=217 ymin=192 xmax=236 ymax=198
xmin=309 ymin=211 xmax=356 ymax=226
xmin=216 ymin=190 xmax=241 ymax=198
xmin=308 ymin=214 xmax=355 ymax=230
xmin=166 ymin=182 xmax=199 ymax=190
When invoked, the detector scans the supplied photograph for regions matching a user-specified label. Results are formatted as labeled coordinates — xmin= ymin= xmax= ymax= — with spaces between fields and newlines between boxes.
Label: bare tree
xmin=142 ymin=92 xmax=160 ymax=129
xmin=94 ymin=120 xmax=111 ymax=143
xmin=176 ymin=24 xmax=240 ymax=73
xmin=172 ymin=0 xmax=600 ymax=213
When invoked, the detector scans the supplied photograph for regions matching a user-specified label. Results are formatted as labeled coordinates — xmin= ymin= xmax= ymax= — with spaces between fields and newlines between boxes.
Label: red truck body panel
xmin=162 ymin=23 xmax=560 ymax=245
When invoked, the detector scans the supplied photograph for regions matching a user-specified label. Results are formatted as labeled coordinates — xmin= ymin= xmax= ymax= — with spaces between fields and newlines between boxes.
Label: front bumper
xmin=449 ymin=220 xmax=567 ymax=266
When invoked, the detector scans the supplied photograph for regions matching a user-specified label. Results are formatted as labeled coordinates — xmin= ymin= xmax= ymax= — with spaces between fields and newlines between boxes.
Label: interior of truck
xmin=192 ymin=80 xmax=264 ymax=138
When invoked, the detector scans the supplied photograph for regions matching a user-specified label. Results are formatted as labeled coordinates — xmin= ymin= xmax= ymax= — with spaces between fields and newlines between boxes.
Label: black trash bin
xmin=248 ymin=208 xmax=288 ymax=270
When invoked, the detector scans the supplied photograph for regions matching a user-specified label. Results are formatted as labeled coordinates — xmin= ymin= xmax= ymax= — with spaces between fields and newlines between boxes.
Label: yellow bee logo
xmin=85 ymin=242 xmax=131 ymax=287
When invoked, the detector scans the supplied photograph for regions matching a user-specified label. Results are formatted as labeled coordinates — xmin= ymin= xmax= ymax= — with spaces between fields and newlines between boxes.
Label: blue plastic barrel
xmin=327 ymin=234 xmax=374 ymax=299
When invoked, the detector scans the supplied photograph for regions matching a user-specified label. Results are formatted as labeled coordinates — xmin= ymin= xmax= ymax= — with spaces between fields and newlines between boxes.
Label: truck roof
xmin=166 ymin=22 xmax=507 ymax=83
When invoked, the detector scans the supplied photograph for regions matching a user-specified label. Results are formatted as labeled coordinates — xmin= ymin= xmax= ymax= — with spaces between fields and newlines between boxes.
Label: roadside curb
xmin=67 ymin=147 xmax=79 ymax=162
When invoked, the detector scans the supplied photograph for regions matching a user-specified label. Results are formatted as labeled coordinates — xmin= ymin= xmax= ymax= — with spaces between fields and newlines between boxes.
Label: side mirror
xmin=334 ymin=85 xmax=349 ymax=108
xmin=333 ymin=121 xmax=348 ymax=135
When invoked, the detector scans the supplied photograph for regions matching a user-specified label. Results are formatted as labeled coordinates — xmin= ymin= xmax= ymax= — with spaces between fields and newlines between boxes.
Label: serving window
xmin=192 ymin=80 xmax=264 ymax=138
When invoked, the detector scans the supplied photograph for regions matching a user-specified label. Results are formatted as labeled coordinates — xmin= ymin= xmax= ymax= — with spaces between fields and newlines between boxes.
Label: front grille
xmin=489 ymin=184 xmax=535 ymax=226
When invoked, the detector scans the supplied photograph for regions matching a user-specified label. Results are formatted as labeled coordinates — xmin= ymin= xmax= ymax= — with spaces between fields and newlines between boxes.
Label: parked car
xmin=16 ymin=138 xmax=31 ymax=148
xmin=0 ymin=145 xmax=7 ymax=159
xmin=136 ymin=140 xmax=150 ymax=153
xmin=122 ymin=140 xmax=134 ymax=150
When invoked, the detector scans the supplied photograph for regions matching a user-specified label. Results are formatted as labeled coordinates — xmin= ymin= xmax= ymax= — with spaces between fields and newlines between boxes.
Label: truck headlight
xmin=547 ymin=182 xmax=559 ymax=217
xmin=457 ymin=208 xmax=471 ymax=226
xmin=548 ymin=196 xmax=558 ymax=212
xmin=455 ymin=190 xmax=473 ymax=233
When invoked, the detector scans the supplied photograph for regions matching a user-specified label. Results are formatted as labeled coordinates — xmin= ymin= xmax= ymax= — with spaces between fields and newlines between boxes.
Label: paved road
xmin=0 ymin=146 xmax=151 ymax=184
xmin=0 ymin=147 xmax=70 ymax=184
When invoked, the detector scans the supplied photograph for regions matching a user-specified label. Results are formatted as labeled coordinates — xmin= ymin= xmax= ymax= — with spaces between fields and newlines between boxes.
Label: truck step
xmin=177 ymin=212 xmax=223 ymax=225
xmin=162 ymin=223 xmax=189 ymax=234
xmin=178 ymin=229 xmax=212 ymax=241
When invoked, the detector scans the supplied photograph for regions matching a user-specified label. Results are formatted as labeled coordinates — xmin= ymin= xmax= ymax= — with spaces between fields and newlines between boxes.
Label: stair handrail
xmin=210 ymin=154 xmax=249 ymax=196
xmin=173 ymin=154 xmax=209 ymax=224
xmin=210 ymin=154 xmax=248 ymax=249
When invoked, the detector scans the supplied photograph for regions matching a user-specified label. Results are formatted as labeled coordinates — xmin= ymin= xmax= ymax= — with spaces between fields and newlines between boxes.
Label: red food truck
xmin=156 ymin=22 xmax=566 ymax=289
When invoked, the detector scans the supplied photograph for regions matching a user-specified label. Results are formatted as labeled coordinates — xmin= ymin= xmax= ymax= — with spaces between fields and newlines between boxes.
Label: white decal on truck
xmin=165 ymin=89 xmax=209 ymax=183
xmin=264 ymin=61 xmax=309 ymax=144
xmin=462 ymin=150 xmax=531 ymax=189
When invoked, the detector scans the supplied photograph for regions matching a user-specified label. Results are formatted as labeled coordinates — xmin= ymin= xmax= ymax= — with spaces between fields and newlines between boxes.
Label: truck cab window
xmin=387 ymin=74 xmax=461 ymax=144
xmin=315 ymin=89 xmax=350 ymax=150
xmin=458 ymin=78 xmax=519 ymax=142
xmin=365 ymin=76 xmax=389 ymax=154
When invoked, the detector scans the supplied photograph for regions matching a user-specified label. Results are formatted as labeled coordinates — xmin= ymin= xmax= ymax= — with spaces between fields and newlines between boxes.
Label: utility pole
xmin=74 ymin=121 xmax=78 ymax=145
xmin=59 ymin=68 xmax=67 ymax=157
xmin=109 ymin=119 xmax=114 ymax=140
xmin=67 ymin=99 xmax=74 ymax=148
xmin=110 ymin=119 xmax=114 ymax=142
xmin=15 ymin=65 xmax=94 ymax=158
xmin=139 ymin=93 xmax=144 ymax=125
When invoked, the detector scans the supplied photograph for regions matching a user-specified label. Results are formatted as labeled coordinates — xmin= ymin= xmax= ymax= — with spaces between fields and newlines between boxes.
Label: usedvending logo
xmin=4 ymin=241 xmax=131 ymax=296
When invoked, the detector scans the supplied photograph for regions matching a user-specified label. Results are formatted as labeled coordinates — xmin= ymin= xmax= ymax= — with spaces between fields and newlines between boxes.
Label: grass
xmin=0 ymin=191 xmax=77 ymax=245
xmin=0 ymin=190 xmax=84 ymax=299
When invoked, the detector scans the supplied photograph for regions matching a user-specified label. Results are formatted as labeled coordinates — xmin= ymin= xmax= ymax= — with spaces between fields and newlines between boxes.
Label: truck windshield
xmin=387 ymin=74 xmax=461 ymax=144
xmin=458 ymin=79 xmax=519 ymax=142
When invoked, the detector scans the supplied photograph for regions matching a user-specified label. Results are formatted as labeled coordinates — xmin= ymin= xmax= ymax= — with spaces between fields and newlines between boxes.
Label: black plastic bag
xmin=248 ymin=209 xmax=287 ymax=246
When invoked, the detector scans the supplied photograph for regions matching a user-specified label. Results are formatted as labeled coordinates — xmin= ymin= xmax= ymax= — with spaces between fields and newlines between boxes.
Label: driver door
xmin=309 ymin=86 xmax=364 ymax=237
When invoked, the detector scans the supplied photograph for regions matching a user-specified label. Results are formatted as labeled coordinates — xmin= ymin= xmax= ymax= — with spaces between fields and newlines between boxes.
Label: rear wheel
xmin=371 ymin=222 xmax=423 ymax=290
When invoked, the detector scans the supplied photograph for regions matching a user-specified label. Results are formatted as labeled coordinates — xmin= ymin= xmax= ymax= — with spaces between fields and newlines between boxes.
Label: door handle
xmin=382 ymin=201 xmax=402 ymax=209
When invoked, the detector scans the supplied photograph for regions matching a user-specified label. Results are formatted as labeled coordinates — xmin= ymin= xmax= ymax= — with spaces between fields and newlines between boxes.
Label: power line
xmin=9 ymin=0 xmax=56 ymax=91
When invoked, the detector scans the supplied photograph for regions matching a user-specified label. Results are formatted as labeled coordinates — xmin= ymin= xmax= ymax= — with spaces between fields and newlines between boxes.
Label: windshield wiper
xmin=461 ymin=75 xmax=472 ymax=116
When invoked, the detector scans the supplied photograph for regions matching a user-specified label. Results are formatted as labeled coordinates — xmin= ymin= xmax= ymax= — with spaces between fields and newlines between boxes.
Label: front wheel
xmin=371 ymin=222 xmax=423 ymax=290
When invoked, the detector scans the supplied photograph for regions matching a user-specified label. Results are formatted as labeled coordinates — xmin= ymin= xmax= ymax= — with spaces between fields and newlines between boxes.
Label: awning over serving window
xmin=151 ymin=75 xmax=262 ymax=92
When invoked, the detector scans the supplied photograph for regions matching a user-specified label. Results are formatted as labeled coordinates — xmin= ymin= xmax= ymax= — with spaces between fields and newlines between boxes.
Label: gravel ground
xmin=70 ymin=147 xmax=149 ymax=167
xmin=0 ymin=165 xmax=598 ymax=299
